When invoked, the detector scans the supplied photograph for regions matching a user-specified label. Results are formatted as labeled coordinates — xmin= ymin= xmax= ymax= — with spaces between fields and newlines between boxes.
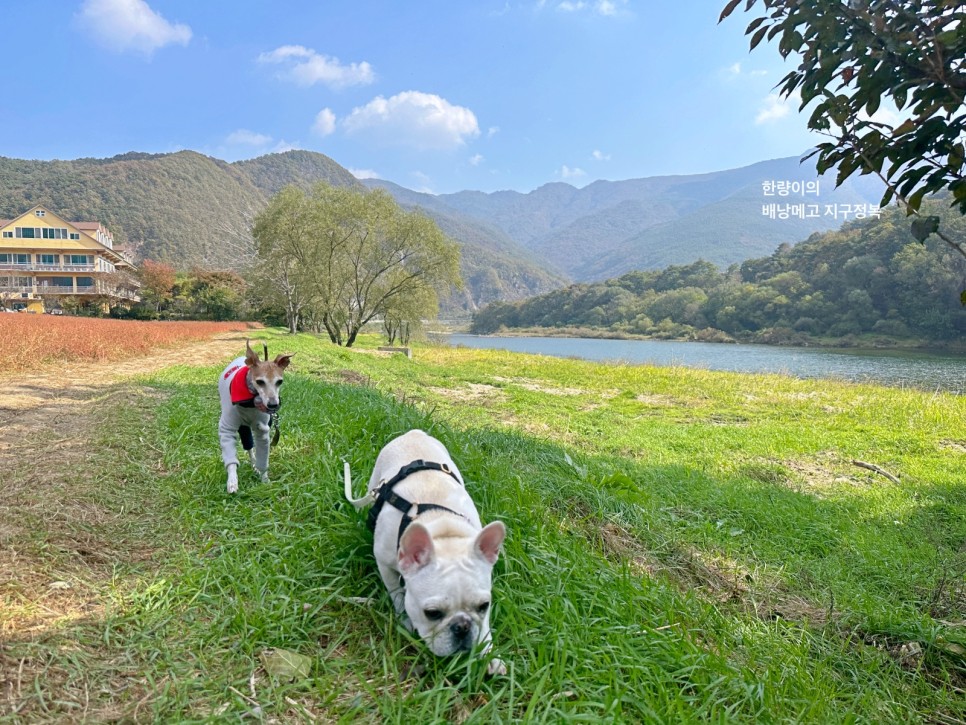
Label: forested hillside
xmin=0 ymin=152 xmax=265 ymax=264
xmin=0 ymin=151 xmax=562 ymax=311
xmin=471 ymin=200 xmax=966 ymax=346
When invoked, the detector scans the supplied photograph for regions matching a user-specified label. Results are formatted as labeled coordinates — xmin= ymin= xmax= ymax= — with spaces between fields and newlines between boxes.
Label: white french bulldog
xmin=364 ymin=429 xmax=507 ymax=675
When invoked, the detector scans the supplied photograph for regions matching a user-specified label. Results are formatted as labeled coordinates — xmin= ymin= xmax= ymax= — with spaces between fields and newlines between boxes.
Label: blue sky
xmin=0 ymin=0 xmax=819 ymax=194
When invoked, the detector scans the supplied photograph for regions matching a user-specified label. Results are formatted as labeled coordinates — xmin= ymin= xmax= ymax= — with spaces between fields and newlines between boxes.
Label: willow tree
xmin=251 ymin=186 xmax=318 ymax=333
xmin=252 ymin=183 xmax=461 ymax=345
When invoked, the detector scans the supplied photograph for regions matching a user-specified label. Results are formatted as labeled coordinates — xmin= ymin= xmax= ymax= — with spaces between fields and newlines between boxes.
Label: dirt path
xmin=0 ymin=331 xmax=251 ymax=640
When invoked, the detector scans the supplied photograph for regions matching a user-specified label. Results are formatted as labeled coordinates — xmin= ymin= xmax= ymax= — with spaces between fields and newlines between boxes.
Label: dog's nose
xmin=266 ymin=401 xmax=280 ymax=411
xmin=449 ymin=615 xmax=472 ymax=640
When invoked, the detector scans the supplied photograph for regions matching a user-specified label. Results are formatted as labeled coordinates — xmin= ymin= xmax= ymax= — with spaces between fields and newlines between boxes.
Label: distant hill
xmin=418 ymin=155 xmax=887 ymax=282
xmin=362 ymin=179 xmax=567 ymax=309
xmin=0 ymin=149 xmax=892 ymax=312
xmin=0 ymin=150 xmax=562 ymax=311
xmin=0 ymin=151 xmax=266 ymax=265
xmin=469 ymin=198 xmax=966 ymax=346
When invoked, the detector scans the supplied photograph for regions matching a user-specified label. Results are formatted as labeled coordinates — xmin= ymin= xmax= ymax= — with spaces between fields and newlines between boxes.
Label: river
xmin=443 ymin=334 xmax=966 ymax=394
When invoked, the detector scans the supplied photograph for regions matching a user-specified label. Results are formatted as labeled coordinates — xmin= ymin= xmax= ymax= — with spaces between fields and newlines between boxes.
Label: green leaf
xmin=750 ymin=25 xmax=768 ymax=50
xmin=909 ymin=216 xmax=940 ymax=243
xmin=718 ymin=0 xmax=742 ymax=22
xmin=600 ymin=472 xmax=637 ymax=494
xmin=961 ymin=289 xmax=966 ymax=307
xmin=259 ymin=648 xmax=312 ymax=681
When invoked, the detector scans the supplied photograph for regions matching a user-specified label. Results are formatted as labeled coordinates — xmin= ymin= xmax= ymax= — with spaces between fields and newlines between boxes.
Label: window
xmin=1 ymin=231 xmax=11 ymax=238
xmin=13 ymin=254 xmax=30 ymax=265
xmin=43 ymin=277 xmax=73 ymax=288
xmin=76 ymin=276 xmax=94 ymax=287
xmin=35 ymin=210 xmax=46 ymax=217
xmin=38 ymin=254 xmax=60 ymax=265
xmin=69 ymin=254 xmax=90 ymax=265
xmin=41 ymin=228 xmax=68 ymax=240
xmin=69 ymin=233 xmax=80 ymax=240
xmin=0 ymin=254 xmax=9 ymax=264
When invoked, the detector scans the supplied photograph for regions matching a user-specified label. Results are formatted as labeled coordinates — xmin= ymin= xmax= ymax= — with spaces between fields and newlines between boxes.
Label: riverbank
xmin=3 ymin=330 xmax=964 ymax=721
xmin=458 ymin=324 xmax=966 ymax=353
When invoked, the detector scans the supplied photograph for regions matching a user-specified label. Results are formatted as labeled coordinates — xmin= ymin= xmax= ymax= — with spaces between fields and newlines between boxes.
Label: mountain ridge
xmin=0 ymin=148 xmax=888 ymax=311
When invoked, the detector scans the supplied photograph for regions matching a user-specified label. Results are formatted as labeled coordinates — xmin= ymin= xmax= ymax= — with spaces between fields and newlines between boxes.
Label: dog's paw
xmin=226 ymin=466 xmax=238 ymax=494
xmin=227 ymin=479 xmax=238 ymax=494
xmin=258 ymin=470 xmax=270 ymax=483
xmin=486 ymin=657 xmax=507 ymax=676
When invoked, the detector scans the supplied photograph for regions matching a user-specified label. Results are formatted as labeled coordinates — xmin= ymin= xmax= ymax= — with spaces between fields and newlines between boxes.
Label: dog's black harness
xmin=367 ymin=460 xmax=468 ymax=546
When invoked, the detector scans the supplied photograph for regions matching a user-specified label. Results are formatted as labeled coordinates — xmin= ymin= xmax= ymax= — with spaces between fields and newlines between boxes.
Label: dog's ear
xmin=474 ymin=521 xmax=506 ymax=565
xmin=273 ymin=353 xmax=294 ymax=370
xmin=244 ymin=340 xmax=260 ymax=367
xmin=398 ymin=523 xmax=435 ymax=575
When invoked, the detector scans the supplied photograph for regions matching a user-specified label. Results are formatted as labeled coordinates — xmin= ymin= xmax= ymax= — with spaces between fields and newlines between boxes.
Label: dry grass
xmin=0 ymin=315 xmax=258 ymax=373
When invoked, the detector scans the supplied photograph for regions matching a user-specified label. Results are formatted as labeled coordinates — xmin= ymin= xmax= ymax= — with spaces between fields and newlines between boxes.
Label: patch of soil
xmin=0 ymin=332 xmax=247 ymax=636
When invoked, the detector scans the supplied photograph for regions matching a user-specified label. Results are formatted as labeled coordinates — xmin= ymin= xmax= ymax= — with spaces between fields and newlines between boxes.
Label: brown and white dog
xmin=218 ymin=340 xmax=293 ymax=494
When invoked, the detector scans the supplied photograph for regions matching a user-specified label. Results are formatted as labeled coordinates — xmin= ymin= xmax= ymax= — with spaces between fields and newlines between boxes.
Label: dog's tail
xmin=343 ymin=461 xmax=375 ymax=510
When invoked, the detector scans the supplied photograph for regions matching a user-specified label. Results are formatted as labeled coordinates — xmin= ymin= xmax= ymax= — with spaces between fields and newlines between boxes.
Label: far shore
xmin=431 ymin=325 xmax=966 ymax=355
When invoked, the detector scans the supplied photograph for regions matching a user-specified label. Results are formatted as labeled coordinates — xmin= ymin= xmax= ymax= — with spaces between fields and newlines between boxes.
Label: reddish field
xmin=0 ymin=315 xmax=257 ymax=372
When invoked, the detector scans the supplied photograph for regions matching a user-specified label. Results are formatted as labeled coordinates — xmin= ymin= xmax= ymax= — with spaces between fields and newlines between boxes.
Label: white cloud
xmin=343 ymin=91 xmax=480 ymax=150
xmin=410 ymin=171 xmax=435 ymax=194
xmin=313 ymin=108 xmax=337 ymax=137
xmin=469 ymin=154 xmax=484 ymax=166
xmin=349 ymin=168 xmax=381 ymax=180
xmin=561 ymin=165 xmax=586 ymax=180
xmin=725 ymin=62 xmax=767 ymax=80
xmin=755 ymin=91 xmax=800 ymax=125
xmin=271 ymin=140 xmax=301 ymax=154
xmin=591 ymin=149 xmax=611 ymax=161
xmin=858 ymin=106 xmax=905 ymax=127
xmin=258 ymin=45 xmax=374 ymax=89
xmin=77 ymin=0 xmax=191 ymax=54
xmin=553 ymin=0 xmax=625 ymax=15
xmin=225 ymin=129 xmax=272 ymax=146
xmin=487 ymin=126 xmax=500 ymax=138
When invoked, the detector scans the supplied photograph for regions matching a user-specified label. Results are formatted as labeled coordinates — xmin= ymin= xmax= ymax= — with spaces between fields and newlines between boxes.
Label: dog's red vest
xmin=224 ymin=365 xmax=255 ymax=405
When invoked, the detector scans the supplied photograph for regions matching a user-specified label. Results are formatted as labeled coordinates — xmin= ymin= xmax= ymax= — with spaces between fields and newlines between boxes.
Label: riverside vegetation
xmin=471 ymin=199 xmax=966 ymax=349
xmin=2 ymin=329 xmax=964 ymax=722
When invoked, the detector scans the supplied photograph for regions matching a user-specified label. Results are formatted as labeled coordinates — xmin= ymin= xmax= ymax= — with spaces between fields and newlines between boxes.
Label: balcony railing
xmin=0 ymin=263 xmax=98 ymax=273
xmin=0 ymin=284 xmax=140 ymax=301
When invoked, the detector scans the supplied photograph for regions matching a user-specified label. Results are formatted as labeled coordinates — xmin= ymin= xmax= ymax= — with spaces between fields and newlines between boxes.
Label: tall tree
xmin=252 ymin=183 xmax=462 ymax=345
xmin=251 ymin=186 xmax=317 ymax=333
xmin=720 ymin=0 xmax=966 ymax=278
xmin=309 ymin=185 xmax=461 ymax=347
xmin=139 ymin=259 xmax=176 ymax=313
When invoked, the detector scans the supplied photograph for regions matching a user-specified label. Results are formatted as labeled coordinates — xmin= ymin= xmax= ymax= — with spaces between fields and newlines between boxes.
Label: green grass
xmin=6 ymin=329 xmax=965 ymax=723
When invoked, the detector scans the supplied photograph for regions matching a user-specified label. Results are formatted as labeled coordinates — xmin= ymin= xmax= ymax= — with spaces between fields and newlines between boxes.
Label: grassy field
xmin=3 ymin=329 xmax=964 ymax=723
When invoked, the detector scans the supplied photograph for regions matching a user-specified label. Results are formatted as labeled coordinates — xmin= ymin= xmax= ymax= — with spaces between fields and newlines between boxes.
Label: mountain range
xmin=0 ymin=149 xmax=885 ymax=311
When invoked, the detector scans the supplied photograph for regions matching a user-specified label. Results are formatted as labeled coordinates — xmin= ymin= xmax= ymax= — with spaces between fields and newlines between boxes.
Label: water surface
xmin=444 ymin=334 xmax=966 ymax=394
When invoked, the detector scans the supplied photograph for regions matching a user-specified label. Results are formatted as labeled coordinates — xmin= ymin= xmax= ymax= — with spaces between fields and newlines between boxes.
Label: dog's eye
xmin=477 ymin=602 xmax=490 ymax=614
xmin=424 ymin=609 xmax=445 ymax=622
xmin=255 ymin=380 xmax=266 ymax=387
xmin=276 ymin=380 xmax=284 ymax=386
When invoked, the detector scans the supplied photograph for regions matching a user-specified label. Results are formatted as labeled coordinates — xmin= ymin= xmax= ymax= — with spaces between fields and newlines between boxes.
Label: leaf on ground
xmin=259 ymin=648 xmax=312 ymax=681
